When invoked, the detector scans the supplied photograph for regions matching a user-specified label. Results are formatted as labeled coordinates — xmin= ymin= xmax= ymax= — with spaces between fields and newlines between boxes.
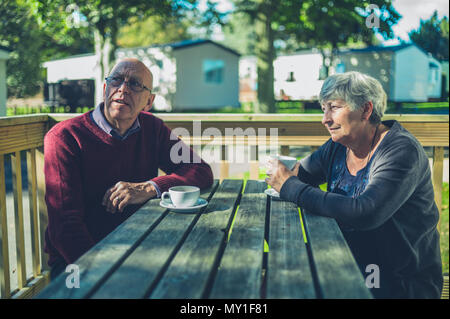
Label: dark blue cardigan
xmin=280 ymin=120 xmax=443 ymax=298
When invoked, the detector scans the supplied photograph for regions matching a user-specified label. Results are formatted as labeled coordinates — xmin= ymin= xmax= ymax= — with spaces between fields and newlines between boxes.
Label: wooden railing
xmin=0 ymin=113 xmax=448 ymax=298
xmin=0 ymin=115 xmax=49 ymax=298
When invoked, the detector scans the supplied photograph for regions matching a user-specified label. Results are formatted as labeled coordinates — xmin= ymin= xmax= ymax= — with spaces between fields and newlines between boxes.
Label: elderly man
xmin=44 ymin=58 xmax=213 ymax=279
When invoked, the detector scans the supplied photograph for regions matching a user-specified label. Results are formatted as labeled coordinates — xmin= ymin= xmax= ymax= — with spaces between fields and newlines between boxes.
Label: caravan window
xmin=286 ymin=71 xmax=296 ymax=82
xmin=428 ymin=63 xmax=439 ymax=84
xmin=204 ymin=60 xmax=224 ymax=84
xmin=336 ymin=63 xmax=346 ymax=74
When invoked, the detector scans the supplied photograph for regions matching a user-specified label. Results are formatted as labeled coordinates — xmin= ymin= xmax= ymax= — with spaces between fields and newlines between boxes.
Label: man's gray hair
xmin=319 ymin=71 xmax=387 ymax=124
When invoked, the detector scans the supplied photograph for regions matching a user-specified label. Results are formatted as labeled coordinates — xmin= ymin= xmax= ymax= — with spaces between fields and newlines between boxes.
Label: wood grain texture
xmin=36 ymin=147 xmax=49 ymax=272
xmin=266 ymin=200 xmax=316 ymax=298
xmin=149 ymin=179 xmax=243 ymax=299
xmin=0 ymin=155 xmax=11 ymax=298
xmin=26 ymin=149 xmax=40 ymax=277
xmin=89 ymin=181 xmax=219 ymax=298
xmin=46 ymin=114 xmax=449 ymax=146
xmin=0 ymin=122 xmax=47 ymax=155
xmin=302 ymin=211 xmax=372 ymax=299
xmin=209 ymin=180 xmax=267 ymax=298
xmin=11 ymin=152 xmax=27 ymax=289
xmin=36 ymin=200 xmax=167 ymax=299
xmin=0 ymin=114 xmax=49 ymax=127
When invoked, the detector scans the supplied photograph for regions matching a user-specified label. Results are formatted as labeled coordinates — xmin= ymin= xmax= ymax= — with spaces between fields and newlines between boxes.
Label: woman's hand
xmin=265 ymin=159 xmax=300 ymax=192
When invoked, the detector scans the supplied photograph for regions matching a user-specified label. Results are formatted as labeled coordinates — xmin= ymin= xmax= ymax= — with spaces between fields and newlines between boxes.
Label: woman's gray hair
xmin=319 ymin=71 xmax=387 ymax=124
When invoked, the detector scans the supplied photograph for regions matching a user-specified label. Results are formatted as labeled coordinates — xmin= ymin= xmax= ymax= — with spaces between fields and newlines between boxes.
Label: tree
xmin=296 ymin=0 xmax=400 ymax=77
xmin=34 ymin=0 xmax=200 ymax=104
xmin=0 ymin=0 xmax=44 ymax=98
xmin=409 ymin=11 xmax=449 ymax=61
xmin=117 ymin=15 xmax=192 ymax=49
xmin=233 ymin=0 xmax=400 ymax=113
xmin=235 ymin=0 xmax=303 ymax=113
xmin=220 ymin=11 xmax=257 ymax=56
xmin=33 ymin=0 xmax=225 ymax=104
xmin=0 ymin=0 xmax=93 ymax=98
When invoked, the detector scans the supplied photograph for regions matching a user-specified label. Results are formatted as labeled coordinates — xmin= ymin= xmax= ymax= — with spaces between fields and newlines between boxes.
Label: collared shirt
xmin=90 ymin=103 xmax=161 ymax=197
xmin=91 ymin=103 xmax=141 ymax=140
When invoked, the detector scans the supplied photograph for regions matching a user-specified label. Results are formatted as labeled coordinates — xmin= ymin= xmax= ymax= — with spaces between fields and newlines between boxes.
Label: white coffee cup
xmin=270 ymin=155 xmax=298 ymax=170
xmin=161 ymin=186 xmax=200 ymax=208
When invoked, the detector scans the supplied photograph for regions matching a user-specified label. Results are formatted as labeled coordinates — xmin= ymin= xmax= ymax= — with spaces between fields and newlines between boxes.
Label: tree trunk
xmin=329 ymin=43 xmax=338 ymax=76
xmin=319 ymin=44 xmax=338 ymax=80
xmin=254 ymin=1 xmax=275 ymax=113
xmin=94 ymin=28 xmax=114 ymax=106
xmin=319 ymin=49 xmax=329 ymax=80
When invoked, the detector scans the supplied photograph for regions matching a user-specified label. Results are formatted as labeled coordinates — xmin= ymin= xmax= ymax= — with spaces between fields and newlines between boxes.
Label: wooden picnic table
xmin=36 ymin=179 xmax=372 ymax=299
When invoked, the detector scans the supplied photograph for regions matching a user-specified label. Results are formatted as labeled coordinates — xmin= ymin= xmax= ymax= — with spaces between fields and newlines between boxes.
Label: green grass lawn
xmin=234 ymin=101 xmax=448 ymax=114
xmin=6 ymin=105 xmax=93 ymax=116
xmin=6 ymin=100 xmax=448 ymax=115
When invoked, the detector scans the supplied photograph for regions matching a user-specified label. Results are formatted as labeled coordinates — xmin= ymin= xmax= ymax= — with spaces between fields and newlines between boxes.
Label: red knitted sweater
xmin=44 ymin=111 xmax=213 ymax=266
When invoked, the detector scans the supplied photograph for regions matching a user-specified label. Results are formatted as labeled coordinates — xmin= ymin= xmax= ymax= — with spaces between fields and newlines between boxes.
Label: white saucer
xmin=264 ymin=188 xmax=281 ymax=199
xmin=159 ymin=198 xmax=208 ymax=213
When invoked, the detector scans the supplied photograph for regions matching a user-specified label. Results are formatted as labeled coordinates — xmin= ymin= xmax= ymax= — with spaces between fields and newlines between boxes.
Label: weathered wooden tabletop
xmin=36 ymin=179 xmax=372 ymax=299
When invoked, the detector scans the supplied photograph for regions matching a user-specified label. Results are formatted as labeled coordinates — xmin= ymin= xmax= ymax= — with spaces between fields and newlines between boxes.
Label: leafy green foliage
xmin=409 ymin=11 xmax=449 ymax=61
xmin=232 ymin=0 xmax=401 ymax=113
xmin=1 ymin=0 xmax=46 ymax=97
xmin=34 ymin=0 xmax=200 ymax=68
xmin=220 ymin=12 xmax=257 ymax=56
xmin=2 ymin=0 xmax=224 ymax=101
xmin=0 ymin=0 xmax=94 ymax=98
xmin=117 ymin=15 xmax=192 ymax=48
xmin=296 ymin=0 xmax=401 ymax=49
xmin=34 ymin=0 xmax=174 ymax=74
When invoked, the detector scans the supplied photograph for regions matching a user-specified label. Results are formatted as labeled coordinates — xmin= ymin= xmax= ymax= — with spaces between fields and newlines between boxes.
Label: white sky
xmin=388 ymin=0 xmax=449 ymax=43
xmin=200 ymin=0 xmax=449 ymax=45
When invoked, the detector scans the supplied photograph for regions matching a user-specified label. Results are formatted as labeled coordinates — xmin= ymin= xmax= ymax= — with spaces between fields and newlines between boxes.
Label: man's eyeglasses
xmin=105 ymin=76 xmax=152 ymax=93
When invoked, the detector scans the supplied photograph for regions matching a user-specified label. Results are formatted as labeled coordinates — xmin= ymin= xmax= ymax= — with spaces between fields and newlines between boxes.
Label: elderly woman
xmin=266 ymin=71 xmax=442 ymax=299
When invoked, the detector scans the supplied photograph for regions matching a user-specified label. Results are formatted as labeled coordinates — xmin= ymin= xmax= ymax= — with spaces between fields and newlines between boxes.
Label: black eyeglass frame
xmin=105 ymin=76 xmax=152 ymax=93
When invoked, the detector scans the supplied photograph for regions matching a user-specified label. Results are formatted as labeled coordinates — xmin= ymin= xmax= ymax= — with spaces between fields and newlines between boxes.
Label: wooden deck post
xmin=220 ymin=145 xmax=229 ymax=181
xmin=432 ymin=146 xmax=444 ymax=232
xmin=11 ymin=151 xmax=27 ymax=289
xmin=0 ymin=155 xmax=11 ymax=298
xmin=249 ymin=145 xmax=259 ymax=180
xmin=27 ymin=149 xmax=40 ymax=277
xmin=35 ymin=147 xmax=49 ymax=273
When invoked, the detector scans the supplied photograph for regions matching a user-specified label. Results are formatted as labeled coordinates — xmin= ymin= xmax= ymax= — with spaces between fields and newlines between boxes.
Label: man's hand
xmin=102 ymin=181 xmax=157 ymax=213
xmin=265 ymin=159 xmax=300 ymax=193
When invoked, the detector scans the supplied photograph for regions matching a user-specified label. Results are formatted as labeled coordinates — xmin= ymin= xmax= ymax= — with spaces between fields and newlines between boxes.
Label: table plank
xmin=302 ymin=210 xmax=373 ymax=299
xmin=89 ymin=181 xmax=219 ymax=298
xmin=266 ymin=200 xmax=316 ymax=298
xmin=149 ymin=179 xmax=243 ymax=299
xmin=36 ymin=200 xmax=167 ymax=299
xmin=209 ymin=180 xmax=267 ymax=298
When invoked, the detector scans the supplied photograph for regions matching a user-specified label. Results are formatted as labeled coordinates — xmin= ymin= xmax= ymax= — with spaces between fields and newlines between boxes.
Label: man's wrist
xmin=144 ymin=180 xmax=161 ymax=198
